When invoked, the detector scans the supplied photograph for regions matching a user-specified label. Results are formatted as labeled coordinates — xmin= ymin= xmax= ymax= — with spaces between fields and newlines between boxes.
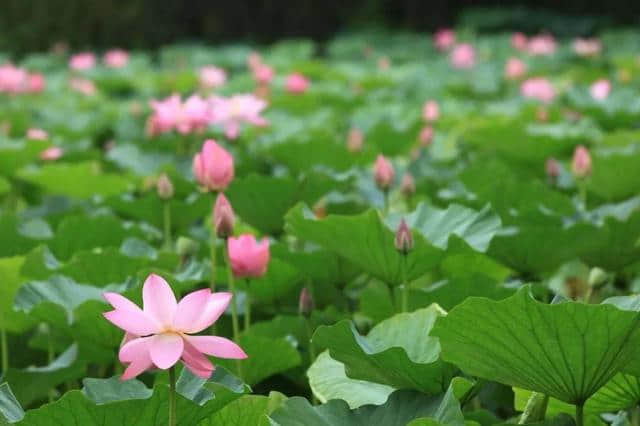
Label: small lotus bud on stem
xmin=299 ymin=287 xmax=314 ymax=317
xmin=394 ymin=219 xmax=413 ymax=255
xmin=545 ymin=157 xmax=560 ymax=184
xmin=571 ymin=145 xmax=592 ymax=178
xmin=401 ymin=174 xmax=416 ymax=198
xmin=374 ymin=154 xmax=395 ymax=190
xmin=213 ymin=193 xmax=235 ymax=239
xmin=157 ymin=173 xmax=174 ymax=200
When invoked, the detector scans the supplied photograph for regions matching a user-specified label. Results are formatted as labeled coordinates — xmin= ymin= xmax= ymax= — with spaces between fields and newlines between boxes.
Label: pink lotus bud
xmin=434 ymin=29 xmax=456 ymax=50
xmin=227 ymin=234 xmax=270 ymax=278
xmin=28 ymin=73 xmax=45 ymax=93
xmin=374 ymin=154 xmax=395 ymax=190
xmin=401 ymin=174 xmax=416 ymax=197
xmin=193 ymin=139 xmax=234 ymax=191
xmin=505 ymin=57 xmax=526 ymax=80
xmin=40 ymin=146 xmax=63 ymax=161
xmin=199 ymin=66 xmax=227 ymax=89
xmin=450 ymin=43 xmax=476 ymax=69
xmin=253 ymin=64 xmax=274 ymax=85
xmin=26 ymin=128 xmax=48 ymax=140
xmin=69 ymin=77 xmax=96 ymax=96
xmin=573 ymin=38 xmax=601 ymax=57
xmin=69 ymin=52 xmax=95 ymax=71
xmin=285 ymin=72 xmax=310 ymax=94
xmin=347 ymin=128 xmax=364 ymax=152
xmin=419 ymin=126 xmax=434 ymax=146
xmin=156 ymin=173 xmax=174 ymax=200
xmin=298 ymin=287 xmax=314 ymax=317
xmin=104 ymin=49 xmax=129 ymax=68
xmin=590 ymin=79 xmax=611 ymax=101
xmin=571 ymin=145 xmax=592 ymax=178
xmin=422 ymin=101 xmax=439 ymax=122
xmin=511 ymin=32 xmax=528 ymax=51
xmin=213 ymin=193 xmax=235 ymax=238
xmin=394 ymin=219 xmax=413 ymax=254
xmin=546 ymin=157 xmax=560 ymax=181
xmin=377 ymin=56 xmax=391 ymax=70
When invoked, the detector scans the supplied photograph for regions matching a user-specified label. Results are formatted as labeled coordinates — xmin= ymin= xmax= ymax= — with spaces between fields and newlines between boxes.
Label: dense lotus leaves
xmin=313 ymin=305 xmax=455 ymax=394
xmin=0 ymin=216 xmax=46 ymax=258
xmin=200 ymin=392 xmax=287 ymax=426
xmin=0 ymin=140 xmax=50 ymax=176
xmin=0 ymin=256 xmax=36 ymax=332
xmin=588 ymin=145 xmax=640 ymax=202
xmin=432 ymin=286 xmax=640 ymax=404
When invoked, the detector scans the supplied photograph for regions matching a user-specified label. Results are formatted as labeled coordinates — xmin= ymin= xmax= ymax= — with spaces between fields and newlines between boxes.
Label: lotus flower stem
xmin=578 ymin=182 xmax=587 ymax=209
xmin=304 ymin=318 xmax=318 ymax=404
xmin=244 ymin=280 xmax=252 ymax=331
xmin=47 ymin=326 xmax=55 ymax=402
xmin=210 ymin=220 xmax=218 ymax=292
xmin=0 ymin=326 xmax=8 ymax=373
xmin=575 ymin=403 xmax=584 ymax=426
xmin=163 ymin=201 xmax=172 ymax=250
xmin=222 ymin=239 xmax=242 ymax=377
xmin=400 ymin=255 xmax=409 ymax=312
xmin=518 ymin=392 xmax=549 ymax=424
xmin=383 ymin=190 xmax=390 ymax=216
xmin=168 ymin=366 xmax=177 ymax=426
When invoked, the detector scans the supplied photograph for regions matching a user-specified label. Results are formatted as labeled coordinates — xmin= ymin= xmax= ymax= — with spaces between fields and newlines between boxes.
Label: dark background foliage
xmin=1 ymin=0 xmax=639 ymax=55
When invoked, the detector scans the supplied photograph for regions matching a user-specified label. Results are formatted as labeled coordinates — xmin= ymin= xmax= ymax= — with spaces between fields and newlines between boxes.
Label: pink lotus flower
xmin=193 ymin=139 xmax=234 ymax=191
xmin=28 ymin=73 xmax=45 ymax=93
xmin=69 ymin=77 xmax=96 ymax=96
xmin=347 ymin=128 xmax=364 ymax=153
xmin=527 ymin=34 xmax=556 ymax=56
xmin=253 ymin=64 xmax=274 ymax=85
xmin=520 ymin=77 xmax=556 ymax=103
xmin=419 ymin=126 xmax=434 ymax=146
xmin=590 ymin=79 xmax=611 ymax=100
xmin=571 ymin=145 xmax=592 ymax=178
xmin=450 ymin=43 xmax=476 ymax=69
xmin=422 ymin=100 xmax=439 ymax=122
xmin=147 ymin=94 xmax=211 ymax=136
xmin=374 ymin=154 xmax=395 ymax=190
xmin=103 ymin=274 xmax=247 ymax=380
xmin=214 ymin=193 xmax=235 ymax=238
xmin=546 ymin=157 xmax=560 ymax=179
xmin=0 ymin=64 xmax=44 ymax=94
xmin=505 ymin=57 xmax=526 ymax=80
xmin=285 ymin=72 xmax=309 ymax=94
xmin=511 ymin=32 xmax=528 ymax=51
xmin=104 ymin=49 xmax=129 ymax=68
xmin=434 ymin=29 xmax=456 ymax=50
xmin=227 ymin=234 xmax=270 ymax=278
xmin=401 ymin=173 xmax=416 ymax=197
xmin=26 ymin=128 xmax=48 ymax=140
xmin=573 ymin=38 xmax=601 ymax=57
xmin=209 ymin=94 xmax=269 ymax=139
xmin=199 ymin=66 xmax=227 ymax=89
xmin=69 ymin=52 xmax=96 ymax=71
xmin=40 ymin=146 xmax=63 ymax=161
xmin=247 ymin=52 xmax=263 ymax=70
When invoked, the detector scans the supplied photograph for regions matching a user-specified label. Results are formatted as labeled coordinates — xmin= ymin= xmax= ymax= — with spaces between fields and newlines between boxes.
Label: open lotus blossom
xmin=69 ymin=52 xmax=96 ymax=71
xmin=0 ymin=64 xmax=45 ymax=94
xmin=227 ymin=234 xmax=270 ymax=278
xmin=520 ymin=77 xmax=556 ymax=103
xmin=69 ymin=77 xmax=96 ymax=96
xmin=419 ymin=125 xmax=434 ymax=146
xmin=26 ymin=128 xmax=48 ymax=140
xmin=253 ymin=63 xmax=274 ymax=85
xmin=285 ymin=72 xmax=310 ymax=94
xmin=590 ymin=79 xmax=611 ymax=100
xmin=422 ymin=100 xmax=439 ymax=122
xmin=199 ymin=66 xmax=227 ymax=89
xmin=209 ymin=94 xmax=269 ymax=139
xmin=103 ymin=274 xmax=247 ymax=380
xmin=147 ymin=94 xmax=211 ymax=136
xmin=374 ymin=154 xmax=395 ymax=190
xmin=193 ymin=139 xmax=234 ymax=191
xmin=450 ymin=43 xmax=475 ymax=69
xmin=104 ymin=49 xmax=129 ymax=68
xmin=511 ymin=32 xmax=528 ymax=51
xmin=505 ymin=57 xmax=526 ymax=80
xmin=571 ymin=145 xmax=592 ymax=178
xmin=526 ymin=34 xmax=556 ymax=56
xmin=573 ymin=38 xmax=602 ymax=57
xmin=40 ymin=146 xmax=63 ymax=161
xmin=434 ymin=28 xmax=456 ymax=50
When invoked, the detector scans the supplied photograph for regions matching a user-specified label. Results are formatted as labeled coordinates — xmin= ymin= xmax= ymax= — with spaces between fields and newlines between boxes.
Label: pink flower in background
xmin=546 ymin=157 xmax=560 ymax=180
xmin=177 ymin=94 xmax=210 ymax=134
xmin=40 ymin=146 xmax=63 ymax=161
xmin=573 ymin=38 xmax=601 ymax=57
xmin=527 ymin=34 xmax=556 ymax=56
xmin=26 ymin=128 xmax=48 ymax=140
xmin=253 ymin=64 xmax=274 ymax=85
xmin=148 ymin=94 xmax=182 ymax=136
xmin=285 ymin=72 xmax=309 ymax=94
xmin=104 ymin=49 xmax=129 ymax=68
xmin=450 ymin=43 xmax=476 ymax=69
xmin=590 ymin=79 xmax=611 ymax=100
xmin=374 ymin=154 xmax=395 ymax=190
xmin=434 ymin=28 xmax=456 ymax=50
xmin=28 ymin=73 xmax=45 ymax=93
xmin=422 ymin=100 xmax=439 ymax=122
xmin=347 ymin=128 xmax=364 ymax=152
xmin=227 ymin=234 xmax=270 ymax=278
xmin=520 ymin=77 xmax=556 ymax=103
xmin=571 ymin=145 xmax=592 ymax=178
xmin=511 ymin=32 xmax=528 ymax=51
xmin=505 ymin=57 xmax=526 ymax=80
xmin=103 ymin=273 xmax=247 ymax=380
xmin=213 ymin=193 xmax=235 ymax=238
xmin=69 ymin=52 xmax=96 ymax=71
xmin=209 ymin=94 xmax=268 ymax=139
xmin=69 ymin=77 xmax=96 ymax=96
xmin=0 ymin=64 xmax=27 ymax=93
xmin=419 ymin=126 xmax=434 ymax=146
xmin=377 ymin=56 xmax=391 ymax=70
xmin=247 ymin=52 xmax=263 ymax=70
xmin=193 ymin=139 xmax=234 ymax=191
xmin=199 ymin=66 xmax=227 ymax=89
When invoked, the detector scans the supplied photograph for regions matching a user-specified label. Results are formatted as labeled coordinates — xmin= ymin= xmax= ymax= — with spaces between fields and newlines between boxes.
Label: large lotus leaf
xmin=0 ymin=139 xmax=49 ymax=176
xmin=588 ymin=146 xmax=640 ymax=201
xmin=0 ymin=216 xmax=44 ymax=258
xmin=285 ymin=204 xmax=444 ymax=286
xmin=432 ymin=286 xmax=640 ymax=404
xmin=313 ymin=305 xmax=455 ymax=394
xmin=0 ymin=256 xmax=36 ymax=332
xmin=200 ymin=391 xmax=287 ymax=426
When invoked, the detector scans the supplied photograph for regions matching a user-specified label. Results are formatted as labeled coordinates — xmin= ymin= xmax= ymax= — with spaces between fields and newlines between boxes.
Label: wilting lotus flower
xmin=69 ymin=52 xmax=96 ymax=71
xmin=434 ymin=29 xmax=456 ymax=50
xmin=213 ymin=193 xmax=235 ymax=238
xmin=103 ymin=273 xmax=247 ymax=380
xmin=450 ymin=44 xmax=476 ymax=69
xmin=573 ymin=38 xmax=601 ymax=57
xmin=193 ymin=139 xmax=234 ymax=191
xmin=511 ymin=32 xmax=528 ymax=51
xmin=26 ymin=128 xmax=48 ymax=140
xmin=104 ymin=49 xmax=129 ymax=68
xmin=347 ymin=128 xmax=364 ymax=152
xmin=40 ymin=146 xmax=63 ymax=161
xmin=422 ymin=100 xmax=439 ymax=122
xmin=419 ymin=126 xmax=434 ymax=146
xmin=285 ymin=72 xmax=309 ymax=94
xmin=69 ymin=77 xmax=96 ymax=96
xmin=253 ymin=64 xmax=274 ymax=85
xmin=571 ymin=145 xmax=592 ymax=178
xmin=590 ymin=79 xmax=611 ymax=100
xmin=227 ymin=234 xmax=270 ymax=278
xmin=527 ymin=34 xmax=556 ymax=56
xmin=199 ymin=66 xmax=227 ymax=89
xmin=505 ymin=58 xmax=526 ymax=80
xmin=209 ymin=94 xmax=268 ymax=139
xmin=374 ymin=154 xmax=395 ymax=190
xmin=520 ymin=77 xmax=556 ymax=103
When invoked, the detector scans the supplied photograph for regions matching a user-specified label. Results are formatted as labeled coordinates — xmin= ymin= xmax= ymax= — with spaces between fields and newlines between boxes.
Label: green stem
xmin=304 ymin=317 xmax=318 ymax=404
xmin=244 ymin=281 xmax=252 ymax=331
xmin=383 ymin=190 xmax=390 ymax=216
xmin=400 ymin=254 xmax=409 ymax=313
xmin=47 ymin=327 xmax=55 ymax=402
xmin=222 ymin=241 xmax=242 ymax=378
xmin=0 ymin=326 xmax=8 ymax=374
xmin=575 ymin=403 xmax=584 ymax=426
xmin=163 ymin=201 xmax=172 ymax=250
xmin=210 ymin=191 xmax=219 ymax=291
xmin=631 ymin=405 xmax=640 ymax=426
xmin=578 ymin=180 xmax=588 ymax=210
xmin=168 ymin=366 xmax=177 ymax=426
xmin=519 ymin=392 xmax=549 ymax=424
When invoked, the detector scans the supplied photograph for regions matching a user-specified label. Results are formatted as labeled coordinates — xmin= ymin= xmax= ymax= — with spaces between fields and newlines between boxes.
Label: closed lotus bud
xmin=298 ymin=287 xmax=314 ymax=317
xmin=401 ymin=174 xmax=416 ymax=197
xmin=374 ymin=154 xmax=395 ymax=190
xmin=394 ymin=219 xmax=413 ymax=254
xmin=422 ymin=100 xmax=439 ymax=122
xmin=176 ymin=236 xmax=199 ymax=257
xmin=193 ymin=139 xmax=234 ymax=191
xmin=227 ymin=234 xmax=270 ymax=278
xmin=588 ymin=267 xmax=608 ymax=288
xmin=347 ymin=128 xmax=364 ymax=153
xmin=571 ymin=145 xmax=592 ymax=178
xmin=419 ymin=126 xmax=434 ymax=146
xmin=213 ymin=193 xmax=234 ymax=238
xmin=545 ymin=157 xmax=560 ymax=181
xmin=156 ymin=173 xmax=174 ymax=200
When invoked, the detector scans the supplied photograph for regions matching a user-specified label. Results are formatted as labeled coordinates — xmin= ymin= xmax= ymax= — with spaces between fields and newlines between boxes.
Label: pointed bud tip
xmin=394 ymin=219 xmax=414 ymax=254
